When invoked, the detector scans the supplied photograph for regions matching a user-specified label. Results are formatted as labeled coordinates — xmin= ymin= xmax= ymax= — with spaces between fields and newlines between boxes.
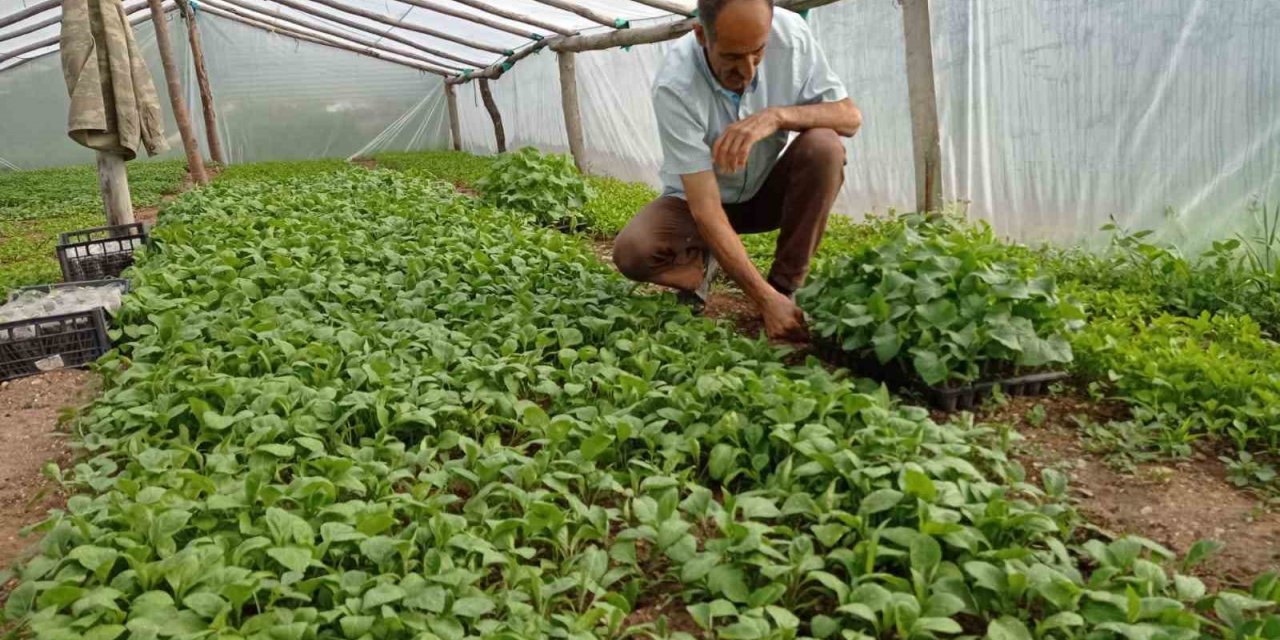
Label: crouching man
xmin=612 ymin=0 xmax=861 ymax=341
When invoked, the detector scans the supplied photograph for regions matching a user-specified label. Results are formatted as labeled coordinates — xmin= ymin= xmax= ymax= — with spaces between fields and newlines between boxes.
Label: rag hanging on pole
xmin=60 ymin=0 xmax=173 ymax=226
xmin=148 ymin=0 xmax=208 ymax=185
xmin=479 ymin=79 xmax=506 ymax=153
xmin=176 ymin=0 xmax=224 ymax=165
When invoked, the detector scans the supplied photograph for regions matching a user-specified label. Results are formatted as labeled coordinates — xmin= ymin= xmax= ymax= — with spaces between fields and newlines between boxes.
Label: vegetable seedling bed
xmin=56 ymin=222 xmax=148 ymax=282
xmin=815 ymin=340 xmax=1068 ymax=411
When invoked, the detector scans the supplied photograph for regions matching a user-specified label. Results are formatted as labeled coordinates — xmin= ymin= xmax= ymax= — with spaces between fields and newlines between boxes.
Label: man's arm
xmin=714 ymin=98 xmax=861 ymax=173
xmin=775 ymin=97 xmax=862 ymax=136
xmin=681 ymin=171 xmax=807 ymax=341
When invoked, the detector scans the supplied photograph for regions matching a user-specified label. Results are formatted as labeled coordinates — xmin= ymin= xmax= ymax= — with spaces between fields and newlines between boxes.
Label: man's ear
xmin=693 ymin=22 xmax=707 ymax=48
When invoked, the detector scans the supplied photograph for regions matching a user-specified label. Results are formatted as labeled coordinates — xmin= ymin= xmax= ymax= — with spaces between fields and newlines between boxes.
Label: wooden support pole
xmin=528 ymin=0 xmax=620 ymax=29
xmin=306 ymin=0 xmax=509 ymax=55
xmin=203 ymin=0 xmax=461 ymax=72
xmin=198 ymin=4 xmax=451 ymax=75
xmin=96 ymin=151 xmax=134 ymax=226
xmin=258 ymin=0 xmax=486 ymax=68
xmin=444 ymin=82 xmax=462 ymax=151
xmin=624 ymin=0 xmax=695 ymax=16
xmin=442 ymin=0 xmax=575 ymax=36
xmin=0 ymin=0 xmax=60 ymax=29
xmin=446 ymin=41 xmax=545 ymax=83
xmin=451 ymin=0 xmax=839 ymax=84
xmin=478 ymin=79 xmax=506 ymax=153
xmin=0 ymin=0 xmax=156 ymax=43
xmin=557 ymin=51 xmax=585 ymax=172
xmin=901 ymin=0 xmax=943 ymax=213
xmin=0 ymin=10 xmax=59 ymax=42
xmin=550 ymin=0 xmax=839 ymax=53
xmin=148 ymin=0 xmax=207 ymax=185
xmin=0 ymin=3 xmax=162 ymax=65
xmin=176 ymin=0 xmax=224 ymax=165
xmin=394 ymin=0 xmax=543 ymax=40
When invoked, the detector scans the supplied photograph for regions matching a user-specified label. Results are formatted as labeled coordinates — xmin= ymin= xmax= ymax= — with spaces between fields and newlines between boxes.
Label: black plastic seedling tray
xmin=815 ymin=340 xmax=1068 ymax=412
xmin=0 ymin=280 xmax=129 ymax=382
xmin=56 ymin=223 xmax=148 ymax=282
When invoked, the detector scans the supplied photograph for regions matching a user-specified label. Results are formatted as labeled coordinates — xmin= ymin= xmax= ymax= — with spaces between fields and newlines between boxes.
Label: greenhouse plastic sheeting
xmin=195 ymin=17 xmax=448 ymax=163
xmin=3 ymin=0 xmax=1280 ymax=247
xmin=453 ymin=1 xmax=1280 ymax=248
xmin=0 ymin=17 xmax=187 ymax=168
xmin=0 ymin=8 xmax=449 ymax=167
xmin=932 ymin=0 xmax=1280 ymax=247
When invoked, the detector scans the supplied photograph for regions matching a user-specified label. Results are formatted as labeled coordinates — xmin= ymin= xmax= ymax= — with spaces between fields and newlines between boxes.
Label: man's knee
xmin=612 ymin=230 xmax=654 ymax=282
xmin=794 ymin=128 xmax=847 ymax=168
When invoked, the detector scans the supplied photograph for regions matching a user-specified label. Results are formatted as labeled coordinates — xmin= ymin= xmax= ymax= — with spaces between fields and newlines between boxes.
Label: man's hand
xmin=760 ymin=290 xmax=809 ymax=342
xmin=712 ymin=108 xmax=780 ymax=174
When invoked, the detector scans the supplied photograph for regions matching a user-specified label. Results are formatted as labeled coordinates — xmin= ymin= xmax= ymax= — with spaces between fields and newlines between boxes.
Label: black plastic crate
xmin=8 ymin=279 xmax=131 ymax=301
xmin=815 ymin=339 xmax=1068 ymax=412
xmin=0 ymin=280 xmax=128 ymax=382
xmin=56 ymin=223 xmax=148 ymax=282
xmin=0 ymin=308 xmax=112 ymax=382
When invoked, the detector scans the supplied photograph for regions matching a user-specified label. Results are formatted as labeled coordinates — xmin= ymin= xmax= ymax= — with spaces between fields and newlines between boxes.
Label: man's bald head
xmin=698 ymin=0 xmax=775 ymax=42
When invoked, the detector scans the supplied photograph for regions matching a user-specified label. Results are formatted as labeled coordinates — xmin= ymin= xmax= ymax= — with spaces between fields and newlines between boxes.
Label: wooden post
xmin=148 ymin=0 xmax=208 ymax=185
xmin=444 ymin=82 xmax=462 ymax=151
xmin=479 ymin=79 xmax=506 ymax=153
xmin=177 ymin=0 xmax=224 ymax=165
xmin=557 ymin=51 xmax=585 ymax=172
xmin=902 ymin=0 xmax=943 ymax=214
xmin=307 ymin=0 xmax=509 ymax=55
xmin=528 ymin=0 xmax=618 ymax=28
xmin=257 ymin=0 xmax=487 ymax=68
xmin=548 ymin=0 xmax=840 ymax=53
xmin=96 ymin=151 xmax=134 ymax=226
xmin=0 ymin=0 xmax=59 ymax=29
xmin=201 ymin=0 xmax=457 ymax=74
xmin=442 ymin=0 xmax=575 ymax=36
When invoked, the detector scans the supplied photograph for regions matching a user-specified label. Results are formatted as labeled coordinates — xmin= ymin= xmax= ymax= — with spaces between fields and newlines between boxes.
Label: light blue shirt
xmin=653 ymin=9 xmax=849 ymax=204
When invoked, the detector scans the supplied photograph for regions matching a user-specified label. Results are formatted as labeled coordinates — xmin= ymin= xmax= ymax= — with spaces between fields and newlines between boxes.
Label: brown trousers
xmin=613 ymin=128 xmax=846 ymax=294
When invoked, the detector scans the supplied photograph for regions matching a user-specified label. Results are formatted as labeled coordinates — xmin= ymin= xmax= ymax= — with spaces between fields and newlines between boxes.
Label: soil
xmin=703 ymin=291 xmax=767 ymax=337
xmin=621 ymin=596 xmax=704 ymax=638
xmin=0 ymin=370 xmax=98 ymax=575
xmin=134 ymin=205 xmax=160 ymax=225
xmin=352 ymin=157 xmax=378 ymax=170
xmin=135 ymin=168 xmax=222 ymax=226
xmin=985 ymin=394 xmax=1280 ymax=589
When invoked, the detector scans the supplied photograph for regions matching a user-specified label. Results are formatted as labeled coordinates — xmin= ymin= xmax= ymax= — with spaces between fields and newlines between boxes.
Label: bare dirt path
xmin=3 ymin=167 xmax=209 ymax=596
xmin=0 ymin=370 xmax=98 ymax=574
xmin=988 ymin=394 xmax=1280 ymax=589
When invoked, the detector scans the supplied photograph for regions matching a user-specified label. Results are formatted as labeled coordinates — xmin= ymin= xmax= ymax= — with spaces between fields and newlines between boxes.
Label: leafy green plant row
xmin=6 ymin=170 xmax=1280 ymax=639
xmin=1047 ymin=213 xmax=1280 ymax=336
xmin=373 ymin=149 xmax=1280 ymax=468
xmin=214 ymin=159 xmax=353 ymax=185
xmin=0 ymin=161 xmax=189 ymax=223
xmin=476 ymin=148 xmax=594 ymax=230
xmin=370 ymin=151 xmax=496 ymax=188
xmin=0 ymin=161 xmax=191 ymax=296
xmin=800 ymin=216 xmax=1081 ymax=387
xmin=1071 ymin=311 xmax=1280 ymax=456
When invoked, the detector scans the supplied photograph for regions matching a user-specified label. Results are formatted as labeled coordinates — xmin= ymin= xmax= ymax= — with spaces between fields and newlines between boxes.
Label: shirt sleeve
xmin=653 ymin=83 xmax=715 ymax=177
xmin=794 ymin=18 xmax=849 ymax=105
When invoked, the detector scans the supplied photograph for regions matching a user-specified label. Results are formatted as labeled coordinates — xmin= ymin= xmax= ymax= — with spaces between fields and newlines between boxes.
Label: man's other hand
xmin=712 ymin=108 xmax=780 ymax=174
xmin=760 ymin=290 xmax=809 ymax=342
